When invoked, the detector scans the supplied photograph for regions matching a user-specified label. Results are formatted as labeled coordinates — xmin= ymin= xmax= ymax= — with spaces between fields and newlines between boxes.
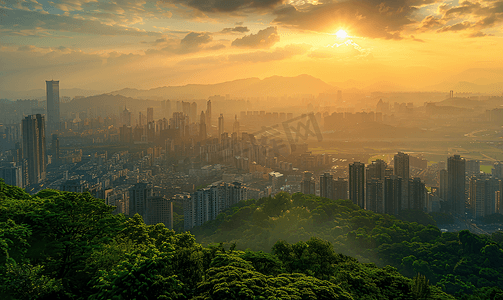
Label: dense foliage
xmin=0 ymin=180 xmax=457 ymax=299
xmin=192 ymin=192 xmax=503 ymax=299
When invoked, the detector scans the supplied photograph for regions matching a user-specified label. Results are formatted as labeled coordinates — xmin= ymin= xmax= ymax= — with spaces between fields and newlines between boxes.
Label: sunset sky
xmin=1 ymin=0 xmax=503 ymax=92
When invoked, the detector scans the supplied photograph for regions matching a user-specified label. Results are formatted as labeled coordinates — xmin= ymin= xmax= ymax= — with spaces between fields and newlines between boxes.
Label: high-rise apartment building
xmin=366 ymin=159 xmax=387 ymax=180
xmin=366 ymin=178 xmax=384 ymax=213
xmin=320 ymin=173 xmax=334 ymax=200
xmin=334 ymin=177 xmax=348 ymax=200
xmin=466 ymin=160 xmax=480 ymax=176
xmin=349 ymin=162 xmax=365 ymax=208
xmin=384 ymin=175 xmax=402 ymax=215
xmin=22 ymin=114 xmax=46 ymax=185
xmin=51 ymin=134 xmax=60 ymax=164
xmin=146 ymin=196 xmax=173 ymax=229
xmin=408 ymin=177 xmax=426 ymax=211
xmin=46 ymin=80 xmax=60 ymax=132
xmin=447 ymin=154 xmax=466 ymax=215
xmin=394 ymin=152 xmax=410 ymax=209
xmin=439 ymin=169 xmax=448 ymax=200
xmin=184 ymin=182 xmax=249 ymax=230
xmin=301 ymin=172 xmax=316 ymax=195
xmin=469 ymin=174 xmax=499 ymax=218
xmin=128 ymin=183 xmax=153 ymax=218
xmin=0 ymin=162 xmax=23 ymax=188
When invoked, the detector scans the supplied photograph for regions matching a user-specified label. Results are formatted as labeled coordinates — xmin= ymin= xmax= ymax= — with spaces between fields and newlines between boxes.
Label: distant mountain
xmin=110 ymin=74 xmax=334 ymax=99
xmin=0 ymin=88 xmax=104 ymax=100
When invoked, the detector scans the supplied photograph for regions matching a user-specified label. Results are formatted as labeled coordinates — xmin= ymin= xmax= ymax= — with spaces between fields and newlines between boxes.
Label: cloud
xmin=231 ymin=26 xmax=280 ymax=48
xmin=309 ymin=40 xmax=371 ymax=59
xmin=221 ymin=26 xmax=250 ymax=34
xmin=0 ymin=9 xmax=162 ymax=37
xmin=271 ymin=1 xmax=416 ymax=40
xmin=146 ymin=32 xmax=225 ymax=54
xmin=429 ymin=0 xmax=503 ymax=37
xmin=164 ymin=0 xmax=283 ymax=13
xmin=410 ymin=35 xmax=425 ymax=42
xmin=178 ymin=43 xmax=310 ymax=65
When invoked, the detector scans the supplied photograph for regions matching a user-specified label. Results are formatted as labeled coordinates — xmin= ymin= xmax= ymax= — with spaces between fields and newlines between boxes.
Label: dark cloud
xmin=432 ymin=0 xmax=503 ymax=36
xmin=231 ymin=26 xmax=279 ymax=48
xmin=0 ymin=9 xmax=162 ymax=37
xmin=410 ymin=35 xmax=425 ymax=42
xmin=166 ymin=0 xmax=284 ymax=13
xmin=221 ymin=26 xmax=250 ymax=33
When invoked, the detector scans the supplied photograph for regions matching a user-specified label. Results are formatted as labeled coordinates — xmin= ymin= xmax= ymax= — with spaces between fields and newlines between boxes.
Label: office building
xmin=349 ymin=162 xmax=365 ymax=208
xmin=46 ymin=80 xmax=60 ymax=132
xmin=22 ymin=114 xmax=46 ymax=185
xmin=51 ymin=134 xmax=60 ymax=164
xmin=447 ymin=155 xmax=466 ymax=215
xmin=206 ymin=100 xmax=212 ymax=130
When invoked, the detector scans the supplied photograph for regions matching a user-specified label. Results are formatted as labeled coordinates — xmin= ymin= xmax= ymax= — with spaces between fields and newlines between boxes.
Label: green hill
xmin=0 ymin=180 xmax=497 ymax=299
xmin=191 ymin=192 xmax=503 ymax=299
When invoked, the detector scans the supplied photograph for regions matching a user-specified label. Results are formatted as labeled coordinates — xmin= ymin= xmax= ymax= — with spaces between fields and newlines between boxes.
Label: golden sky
xmin=1 ymin=0 xmax=503 ymax=92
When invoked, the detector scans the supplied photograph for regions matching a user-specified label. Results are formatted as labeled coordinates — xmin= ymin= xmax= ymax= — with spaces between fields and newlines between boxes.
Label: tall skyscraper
xmin=146 ymin=196 xmax=173 ymax=229
xmin=122 ymin=105 xmax=132 ymax=126
xmin=447 ymin=154 xmax=466 ymax=215
xmin=147 ymin=107 xmax=154 ymax=124
xmin=233 ymin=115 xmax=240 ymax=136
xmin=22 ymin=114 xmax=46 ymax=185
xmin=320 ymin=173 xmax=334 ymax=200
xmin=206 ymin=100 xmax=212 ymax=130
xmin=199 ymin=111 xmax=207 ymax=140
xmin=46 ymin=80 xmax=60 ymax=132
xmin=394 ymin=152 xmax=410 ymax=209
xmin=469 ymin=174 xmax=498 ymax=218
xmin=349 ymin=162 xmax=365 ymax=208
xmin=218 ymin=113 xmax=224 ymax=138
xmin=466 ymin=160 xmax=480 ymax=176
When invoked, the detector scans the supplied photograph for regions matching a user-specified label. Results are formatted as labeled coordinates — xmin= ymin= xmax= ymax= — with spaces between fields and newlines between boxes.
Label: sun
xmin=336 ymin=29 xmax=348 ymax=39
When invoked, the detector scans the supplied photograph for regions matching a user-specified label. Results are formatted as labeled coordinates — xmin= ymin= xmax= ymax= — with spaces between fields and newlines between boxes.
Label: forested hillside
xmin=192 ymin=192 xmax=503 ymax=299
xmin=0 ymin=180 xmax=498 ymax=299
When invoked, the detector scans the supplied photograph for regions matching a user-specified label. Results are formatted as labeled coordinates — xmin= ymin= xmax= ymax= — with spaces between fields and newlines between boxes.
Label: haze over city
xmin=2 ymin=0 xmax=503 ymax=299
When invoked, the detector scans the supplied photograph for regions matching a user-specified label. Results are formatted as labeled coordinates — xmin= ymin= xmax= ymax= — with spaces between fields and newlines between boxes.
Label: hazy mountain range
xmin=1 ymin=69 xmax=503 ymax=101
